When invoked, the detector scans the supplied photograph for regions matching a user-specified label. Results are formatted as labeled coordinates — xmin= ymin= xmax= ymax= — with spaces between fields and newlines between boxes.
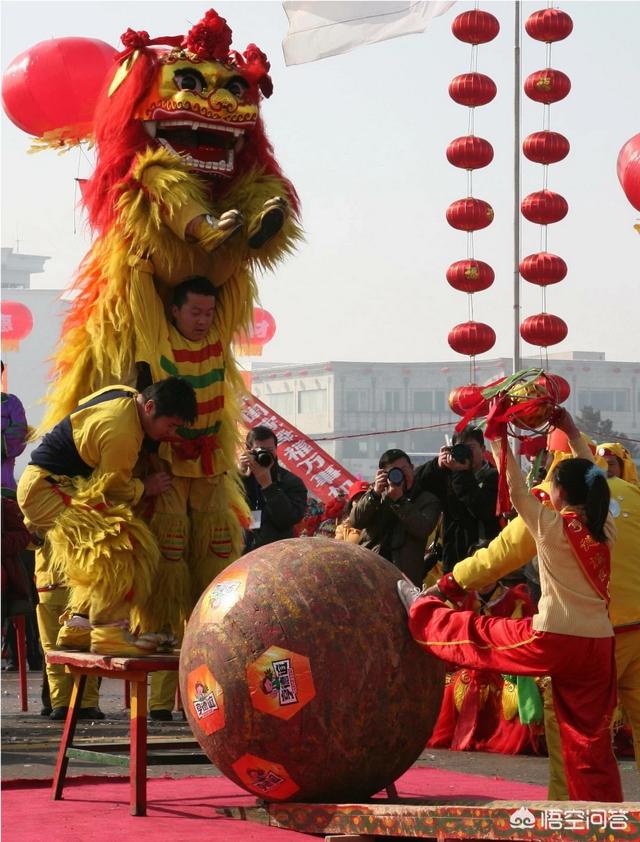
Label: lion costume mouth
xmin=143 ymin=118 xmax=244 ymax=174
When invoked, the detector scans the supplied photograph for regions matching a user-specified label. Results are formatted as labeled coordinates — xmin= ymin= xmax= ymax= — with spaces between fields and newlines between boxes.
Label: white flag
xmin=282 ymin=1 xmax=455 ymax=66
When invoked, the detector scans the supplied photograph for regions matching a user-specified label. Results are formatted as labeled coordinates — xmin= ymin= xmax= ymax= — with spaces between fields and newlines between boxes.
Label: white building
xmin=252 ymin=353 xmax=640 ymax=479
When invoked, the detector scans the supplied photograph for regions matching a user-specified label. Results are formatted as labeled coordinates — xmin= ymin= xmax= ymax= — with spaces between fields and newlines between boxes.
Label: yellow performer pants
xmin=36 ymin=587 xmax=99 ymax=710
xmin=544 ymin=628 xmax=640 ymax=799
xmin=148 ymin=472 xmax=242 ymax=711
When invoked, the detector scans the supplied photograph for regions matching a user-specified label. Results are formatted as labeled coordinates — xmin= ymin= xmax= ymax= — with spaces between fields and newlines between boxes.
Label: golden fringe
xmin=46 ymin=474 xmax=159 ymax=620
xmin=501 ymin=678 xmax=519 ymax=721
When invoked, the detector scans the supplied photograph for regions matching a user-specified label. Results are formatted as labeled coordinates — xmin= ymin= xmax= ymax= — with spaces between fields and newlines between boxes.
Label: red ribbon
xmin=171 ymin=436 xmax=219 ymax=476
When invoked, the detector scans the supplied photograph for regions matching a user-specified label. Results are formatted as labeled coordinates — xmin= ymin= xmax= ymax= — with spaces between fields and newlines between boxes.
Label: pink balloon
xmin=2 ymin=37 xmax=117 ymax=137
xmin=617 ymin=134 xmax=640 ymax=212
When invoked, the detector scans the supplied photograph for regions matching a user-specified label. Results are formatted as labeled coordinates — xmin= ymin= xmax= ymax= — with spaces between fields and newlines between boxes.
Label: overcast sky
xmin=2 ymin=1 xmax=639 ymax=366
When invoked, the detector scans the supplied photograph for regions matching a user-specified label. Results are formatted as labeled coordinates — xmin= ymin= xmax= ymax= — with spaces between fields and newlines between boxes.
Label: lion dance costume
xmin=4 ymin=9 xmax=301 ymax=653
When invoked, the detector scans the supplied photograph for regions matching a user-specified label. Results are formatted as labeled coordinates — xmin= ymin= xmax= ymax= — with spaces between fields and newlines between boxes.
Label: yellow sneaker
xmin=90 ymin=626 xmax=157 ymax=657
xmin=56 ymin=614 xmax=91 ymax=651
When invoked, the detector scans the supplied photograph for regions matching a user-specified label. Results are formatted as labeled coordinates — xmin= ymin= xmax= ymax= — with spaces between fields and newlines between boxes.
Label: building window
xmin=298 ymin=388 xmax=327 ymax=414
xmin=434 ymin=390 xmax=446 ymax=412
xmin=413 ymin=391 xmax=433 ymax=412
xmin=264 ymin=392 xmax=294 ymax=417
xmin=346 ymin=390 xmax=370 ymax=412
xmin=384 ymin=390 xmax=401 ymax=411
xmin=342 ymin=438 xmax=368 ymax=458
xmin=578 ymin=390 xmax=630 ymax=413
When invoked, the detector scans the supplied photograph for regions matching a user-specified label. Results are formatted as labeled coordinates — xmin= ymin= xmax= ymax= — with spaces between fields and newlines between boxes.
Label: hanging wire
xmin=73 ymin=146 xmax=82 ymax=235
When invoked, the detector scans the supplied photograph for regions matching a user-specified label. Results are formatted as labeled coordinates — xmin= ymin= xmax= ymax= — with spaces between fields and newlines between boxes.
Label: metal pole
xmin=513 ymin=0 xmax=521 ymax=375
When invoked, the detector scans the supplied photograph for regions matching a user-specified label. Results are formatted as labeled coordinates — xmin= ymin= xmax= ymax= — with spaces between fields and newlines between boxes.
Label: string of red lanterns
xmin=520 ymin=6 xmax=573 ymax=364
xmin=446 ymin=8 xmax=500 ymax=417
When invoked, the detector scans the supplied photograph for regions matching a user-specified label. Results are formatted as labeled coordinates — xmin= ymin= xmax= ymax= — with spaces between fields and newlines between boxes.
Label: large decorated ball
xmin=179 ymin=538 xmax=445 ymax=802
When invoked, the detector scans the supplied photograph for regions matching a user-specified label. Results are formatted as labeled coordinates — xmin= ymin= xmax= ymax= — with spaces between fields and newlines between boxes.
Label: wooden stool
xmin=10 ymin=614 xmax=28 ymax=712
xmin=46 ymin=650 xmax=207 ymax=816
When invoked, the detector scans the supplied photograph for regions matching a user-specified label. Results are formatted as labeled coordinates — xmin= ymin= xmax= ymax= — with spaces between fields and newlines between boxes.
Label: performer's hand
xmin=551 ymin=407 xmax=580 ymax=441
xmin=422 ymin=584 xmax=446 ymax=600
xmin=143 ymin=472 xmax=172 ymax=497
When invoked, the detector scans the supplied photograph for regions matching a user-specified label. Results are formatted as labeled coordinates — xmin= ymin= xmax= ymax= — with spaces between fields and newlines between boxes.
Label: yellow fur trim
xmin=501 ymin=677 xmax=519 ymax=720
xmin=46 ymin=474 xmax=159 ymax=620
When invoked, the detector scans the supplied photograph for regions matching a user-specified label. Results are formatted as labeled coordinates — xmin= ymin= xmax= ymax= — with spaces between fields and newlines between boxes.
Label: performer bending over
xmin=398 ymin=410 xmax=623 ymax=803
xmin=17 ymin=378 xmax=197 ymax=656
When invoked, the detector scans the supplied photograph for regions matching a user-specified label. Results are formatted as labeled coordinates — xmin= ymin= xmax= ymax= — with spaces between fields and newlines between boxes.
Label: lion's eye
xmin=174 ymin=69 xmax=206 ymax=93
xmin=226 ymin=77 xmax=249 ymax=99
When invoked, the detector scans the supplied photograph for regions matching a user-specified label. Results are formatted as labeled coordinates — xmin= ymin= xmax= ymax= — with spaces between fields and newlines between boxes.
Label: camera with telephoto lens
xmin=446 ymin=443 xmax=473 ymax=464
xmin=386 ymin=467 xmax=405 ymax=486
xmin=251 ymin=448 xmax=274 ymax=468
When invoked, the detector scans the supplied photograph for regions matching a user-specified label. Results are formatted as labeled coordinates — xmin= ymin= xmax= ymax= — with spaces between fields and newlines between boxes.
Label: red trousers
xmin=409 ymin=597 xmax=623 ymax=802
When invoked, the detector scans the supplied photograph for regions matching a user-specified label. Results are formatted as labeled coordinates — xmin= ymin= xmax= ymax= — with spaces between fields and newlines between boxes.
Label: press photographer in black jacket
xmin=239 ymin=425 xmax=308 ymax=552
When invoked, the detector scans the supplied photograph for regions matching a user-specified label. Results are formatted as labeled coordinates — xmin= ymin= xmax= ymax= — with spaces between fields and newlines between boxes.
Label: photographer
xmin=419 ymin=426 xmax=499 ymax=574
xmin=350 ymin=449 xmax=440 ymax=586
xmin=239 ymin=425 xmax=308 ymax=552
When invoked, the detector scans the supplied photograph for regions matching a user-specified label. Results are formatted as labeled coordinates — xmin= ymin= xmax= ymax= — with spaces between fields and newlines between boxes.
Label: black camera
xmin=386 ymin=467 xmax=405 ymax=486
xmin=251 ymin=448 xmax=274 ymax=468
xmin=447 ymin=443 xmax=473 ymax=464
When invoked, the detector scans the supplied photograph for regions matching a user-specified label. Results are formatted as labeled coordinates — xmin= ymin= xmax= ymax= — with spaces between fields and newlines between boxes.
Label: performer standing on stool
xmin=17 ymin=378 xmax=197 ymax=657
xmin=398 ymin=409 xmax=623 ymax=803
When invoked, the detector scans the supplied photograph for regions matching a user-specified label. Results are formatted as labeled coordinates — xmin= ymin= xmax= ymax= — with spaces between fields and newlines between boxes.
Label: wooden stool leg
xmin=52 ymin=673 xmax=87 ymax=800
xmin=124 ymin=679 xmax=130 ymax=709
xmin=13 ymin=616 xmax=28 ymax=712
xmin=129 ymin=676 xmax=148 ymax=816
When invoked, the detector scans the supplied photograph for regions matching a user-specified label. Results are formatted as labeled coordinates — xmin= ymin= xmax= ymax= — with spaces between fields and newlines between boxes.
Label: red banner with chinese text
xmin=240 ymin=393 xmax=357 ymax=504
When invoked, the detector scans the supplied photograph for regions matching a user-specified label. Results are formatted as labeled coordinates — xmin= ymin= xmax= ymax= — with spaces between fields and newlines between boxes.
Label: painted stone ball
xmin=179 ymin=537 xmax=445 ymax=802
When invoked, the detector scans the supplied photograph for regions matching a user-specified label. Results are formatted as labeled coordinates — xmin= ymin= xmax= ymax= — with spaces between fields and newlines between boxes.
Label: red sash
xmin=171 ymin=435 xmax=219 ymax=476
xmin=561 ymin=512 xmax=611 ymax=604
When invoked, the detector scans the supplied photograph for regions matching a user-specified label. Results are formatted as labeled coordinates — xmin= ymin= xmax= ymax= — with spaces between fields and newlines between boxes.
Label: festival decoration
xmin=617 ymin=133 xmax=640 ymax=212
xmin=1 ymin=301 xmax=34 ymax=351
xmin=446 ymin=8 xmax=498 ymax=403
xmin=448 ymin=384 xmax=489 ymax=417
xmin=523 ymin=69 xmax=571 ymax=104
xmin=521 ymin=7 xmax=573 ymax=367
xmin=520 ymin=313 xmax=568 ymax=348
xmin=1 ymin=38 xmax=118 ymax=142
xmin=233 ymin=307 xmax=276 ymax=357
xmin=180 ymin=539 xmax=445 ymax=802
xmin=519 ymin=252 xmax=567 ymax=286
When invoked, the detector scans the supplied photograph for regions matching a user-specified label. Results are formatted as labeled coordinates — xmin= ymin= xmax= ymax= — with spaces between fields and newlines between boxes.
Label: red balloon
xmin=448 ymin=321 xmax=496 ymax=356
xmin=519 ymin=252 xmax=567 ymax=286
xmin=617 ymin=134 xmax=640 ymax=212
xmin=446 ymin=198 xmax=494 ymax=232
xmin=525 ymin=9 xmax=573 ymax=43
xmin=521 ymin=190 xmax=568 ymax=225
xmin=2 ymin=37 xmax=117 ymax=137
xmin=446 ymin=136 xmax=494 ymax=170
xmin=446 ymin=259 xmax=494 ymax=293
xmin=448 ymin=384 xmax=489 ymax=417
xmin=524 ymin=69 xmax=571 ymax=104
xmin=449 ymin=73 xmax=497 ymax=107
xmin=520 ymin=313 xmax=568 ymax=347
xmin=1 ymin=301 xmax=33 ymax=342
xmin=452 ymin=10 xmax=500 ymax=44
xmin=522 ymin=131 xmax=570 ymax=165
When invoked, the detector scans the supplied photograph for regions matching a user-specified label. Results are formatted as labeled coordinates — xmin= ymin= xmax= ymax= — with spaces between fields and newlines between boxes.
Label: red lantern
xmin=448 ymin=384 xmax=489 ymax=417
xmin=446 ymin=259 xmax=494 ymax=293
xmin=233 ymin=307 xmax=276 ymax=356
xmin=536 ymin=373 xmax=571 ymax=404
xmin=521 ymin=190 xmax=568 ymax=225
xmin=448 ymin=321 xmax=496 ymax=356
xmin=525 ymin=9 xmax=573 ymax=43
xmin=519 ymin=252 xmax=567 ymax=286
xmin=524 ymin=69 xmax=571 ymax=104
xmin=451 ymin=10 xmax=500 ymax=44
xmin=2 ymin=38 xmax=118 ymax=138
xmin=617 ymin=134 xmax=640 ymax=212
xmin=446 ymin=136 xmax=494 ymax=170
xmin=446 ymin=198 xmax=494 ymax=232
xmin=520 ymin=313 xmax=568 ymax=347
xmin=522 ymin=131 xmax=570 ymax=164
xmin=1 ymin=301 xmax=34 ymax=350
xmin=449 ymin=73 xmax=497 ymax=107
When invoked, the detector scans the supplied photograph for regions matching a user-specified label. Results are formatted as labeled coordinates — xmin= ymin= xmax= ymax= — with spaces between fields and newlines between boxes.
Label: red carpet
xmin=2 ymin=768 xmax=547 ymax=842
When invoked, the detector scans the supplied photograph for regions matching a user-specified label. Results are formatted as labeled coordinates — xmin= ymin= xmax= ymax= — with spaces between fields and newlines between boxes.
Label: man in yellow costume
xmin=17 ymin=378 xmax=197 ymax=658
xmin=131 ymin=265 xmax=249 ymax=719
xmin=597 ymin=441 xmax=639 ymax=484
xmin=426 ymin=436 xmax=640 ymax=798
